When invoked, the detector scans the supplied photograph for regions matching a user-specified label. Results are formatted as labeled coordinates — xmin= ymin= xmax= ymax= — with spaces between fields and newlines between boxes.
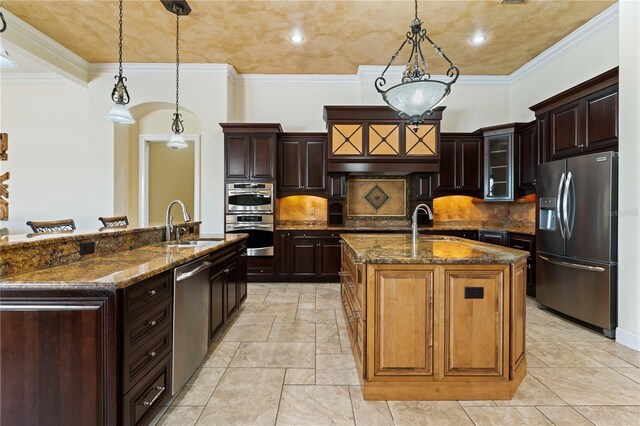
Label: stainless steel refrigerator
xmin=536 ymin=151 xmax=618 ymax=338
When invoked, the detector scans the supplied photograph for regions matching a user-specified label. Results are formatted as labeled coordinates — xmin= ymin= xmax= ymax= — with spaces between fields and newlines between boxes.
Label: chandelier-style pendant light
xmin=0 ymin=10 xmax=17 ymax=69
xmin=163 ymin=1 xmax=191 ymax=149
xmin=376 ymin=0 xmax=459 ymax=129
xmin=106 ymin=0 xmax=135 ymax=124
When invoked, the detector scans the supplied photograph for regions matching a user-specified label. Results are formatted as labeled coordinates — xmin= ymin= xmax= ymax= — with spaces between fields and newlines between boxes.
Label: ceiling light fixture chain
xmin=171 ymin=6 xmax=184 ymax=136
xmin=0 ymin=11 xmax=7 ymax=33
xmin=106 ymin=0 xmax=134 ymax=123
xmin=0 ymin=9 xmax=17 ymax=68
xmin=376 ymin=0 xmax=460 ymax=129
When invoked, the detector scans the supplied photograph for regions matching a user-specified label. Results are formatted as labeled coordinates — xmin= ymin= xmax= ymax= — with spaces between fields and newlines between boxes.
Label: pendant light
xmin=106 ymin=0 xmax=134 ymax=124
xmin=0 ymin=10 xmax=17 ymax=68
xmin=376 ymin=0 xmax=459 ymax=129
xmin=163 ymin=1 xmax=191 ymax=149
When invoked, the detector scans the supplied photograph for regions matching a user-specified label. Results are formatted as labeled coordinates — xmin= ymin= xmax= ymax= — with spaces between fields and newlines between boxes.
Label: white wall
xmin=616 ymin=0 xmax=640 ymax=350
xmin=0 ymin=78 xmax=93 ymax=232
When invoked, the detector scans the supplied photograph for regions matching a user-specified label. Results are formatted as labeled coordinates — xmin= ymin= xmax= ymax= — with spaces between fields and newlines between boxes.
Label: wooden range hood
xmin=323 ymin=106 xmax=444 ymax=174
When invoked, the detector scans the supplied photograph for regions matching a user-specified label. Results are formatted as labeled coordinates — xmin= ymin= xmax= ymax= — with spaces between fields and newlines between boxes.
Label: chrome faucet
xmin=412 ymin=203 xmax=434 ymax=241
xmin=166 ymin=200 xmax=191 ymax=241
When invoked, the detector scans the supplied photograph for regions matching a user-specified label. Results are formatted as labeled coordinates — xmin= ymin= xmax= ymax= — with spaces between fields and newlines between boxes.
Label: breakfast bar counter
xmin=339 ymin=233 xmax=528 ymax=401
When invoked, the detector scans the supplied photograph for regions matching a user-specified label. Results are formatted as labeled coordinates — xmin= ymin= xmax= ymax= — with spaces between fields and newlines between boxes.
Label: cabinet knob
xmin=527 ymin=264 xmax=531 ymax=270
xmin=224 ymin=268 xmax=231 ymax=273
xmin=148 ymin=351 xmax=157 ymax=358
xmin=148 ymin=320 xmax=157 ymax=327
xmin=148 ymin=289 xmax=157 ymax=296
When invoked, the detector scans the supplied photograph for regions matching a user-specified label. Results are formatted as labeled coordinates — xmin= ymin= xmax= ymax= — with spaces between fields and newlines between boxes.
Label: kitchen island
xmin=339 ymin=233 xmax=528 ymax=400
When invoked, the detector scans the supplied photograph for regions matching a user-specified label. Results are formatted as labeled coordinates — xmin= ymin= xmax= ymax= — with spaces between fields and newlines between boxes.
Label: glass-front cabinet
xmin=483 ymin=129 xmax=514 ymax=201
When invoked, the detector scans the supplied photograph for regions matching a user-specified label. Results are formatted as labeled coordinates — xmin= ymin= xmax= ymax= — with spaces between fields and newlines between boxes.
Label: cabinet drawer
xmin=122 ymin=355 xmax=171 ymax=426
xmin=122 ymin=324 xmax=172 ymax=394
xmin=508 ymin=235 xmax=533 ymax=255
xmin=123 ymin=297 xmax=172 ymax=357
xmin=123 ymin=272 xmax=172 ymax=322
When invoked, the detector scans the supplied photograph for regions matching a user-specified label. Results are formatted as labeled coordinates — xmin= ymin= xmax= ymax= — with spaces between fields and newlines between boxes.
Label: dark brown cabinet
xmin=225 ymin=260 xmax=239 ymax=317
xmin=278 ymin=133 xmax=327 ymax=196
xmin=275 ymin=231 xmax=341 ymax=282
xmin=221 ymin=124 xmax=282 ymax=182
xmin=209 ymin=268 xmax=225 ymax=340
xmin=411 ymin=174 xmax=433 ymax=200
xmin=478 ymin=230 xmax=509 ymax=246
xmin=515 ymin=121 xmax=538 ymax=196
xmin=433 ymin=134 xmax=483 ymax=198
xmin=328 ymin=174 xmax=346 ymax=199
xmin=508 ymin=233 xmax=536 ymax=297
xmin=531 ymin=68 xmax=618 ymax=162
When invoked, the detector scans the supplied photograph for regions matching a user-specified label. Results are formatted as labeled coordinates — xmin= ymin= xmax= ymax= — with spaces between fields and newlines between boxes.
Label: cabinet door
xmin=209 ymin=269 xmax=225 ymax=341
xmin=238 ymin=253 xmax=248 ymax=304
xmin=279 ymin=138 xmax=302 ymax=191
xmin=537 ymin=113 xmax=550 ymax=164
xmin=371 ymin=269 xmax=435 ymax=378
xmin=433 ymin=136 xmax=457 ymax=194
xmin=411 ymin=174 xmax=433 ymax=200
xmin=551 ymin=101 xmax=583 ymax=159
xmin=516 ymin=123 xmax=538 ymax=194
xmin=328 ymin=174 xmax=346 ymax=199
xmin=458 ymin=138 xmax=482 ymax=196
xmin=510 ymin=262 xmax=527 ymax=376
xmin=484 ymin=133 xmax=514 ymax=201
xmin=304 ymin=139 xmax=327 ymax=191
xmin=251 ymin=134 xmax=277 ymax=180
xmin=225 ymin=134 xmax=251 ymax=180
xmin=585 ymin=87 xmax=618 ymax=152
xmin=443 ymin=267 xmax=507 ymax=378
xmin=317 ymin=238 xmax=342 ymax=278
xmin=290 ymin=238 xmax=318 ymax=277
xmin=225 ymin=262 xmax=238 ymax=317
xmin=330 ymin=123 xmax=364 ymax=157
xmin=276 ymin=232 xmax=290 ymax=279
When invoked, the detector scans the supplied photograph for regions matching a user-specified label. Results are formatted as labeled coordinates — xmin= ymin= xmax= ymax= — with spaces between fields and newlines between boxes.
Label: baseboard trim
xmin=615 ymin=327 xmax=640 ymax=351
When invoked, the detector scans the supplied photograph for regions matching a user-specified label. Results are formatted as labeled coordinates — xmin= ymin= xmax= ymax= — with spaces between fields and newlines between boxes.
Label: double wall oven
xmin=225 ymin=183 xmax=274 ymax=256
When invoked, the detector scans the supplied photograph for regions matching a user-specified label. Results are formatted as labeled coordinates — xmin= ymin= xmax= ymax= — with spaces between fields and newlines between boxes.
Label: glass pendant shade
xmin=0 ymin=43 xmax=16 ymax=68
xmin=382 ymin=80 xmax=449 ymax=123
xmin=167 ymin=133 xmax=187 ymax=149
xmin=106 ymin=102 xmax=135 ymax=124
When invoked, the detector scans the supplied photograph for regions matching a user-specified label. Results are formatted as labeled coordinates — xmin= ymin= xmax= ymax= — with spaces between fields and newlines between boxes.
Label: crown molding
xmin=0 ymin=72 xmax=67 ymax=84
xmin=88 ymin=63 xmax=234 ymax=78
xmin=233 ymin=73 xmax=360 ymax=86
xmin=508 ymin=2 xmax=619 ymax=84
xmin=0 ymin=8 xmax=89 ymax=86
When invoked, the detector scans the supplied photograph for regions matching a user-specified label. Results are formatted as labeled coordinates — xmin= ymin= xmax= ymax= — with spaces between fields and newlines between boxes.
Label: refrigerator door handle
xmin=557 ymin=172 xmax=566 ymax=239
xmin=564 ymin=172 xmax=573 ymax=239
xmin=538 ymin=255 xmax=605 ymax=272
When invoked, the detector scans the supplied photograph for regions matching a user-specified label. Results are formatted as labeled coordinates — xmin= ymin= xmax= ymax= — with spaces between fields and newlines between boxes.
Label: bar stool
xmin=98 ymin=215 xmax=129 ymax=230
xmin=26 ymin=219 xmax=76 ymax=233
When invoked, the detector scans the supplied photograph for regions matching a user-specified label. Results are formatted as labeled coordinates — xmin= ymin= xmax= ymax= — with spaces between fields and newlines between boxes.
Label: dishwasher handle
xmin=176 ymin=261 xmax=213 ymax=282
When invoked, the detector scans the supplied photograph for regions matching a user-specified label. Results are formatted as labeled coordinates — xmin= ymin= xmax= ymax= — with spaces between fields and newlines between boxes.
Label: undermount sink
xmin=165 ymin=240 xmax=210 ymax=248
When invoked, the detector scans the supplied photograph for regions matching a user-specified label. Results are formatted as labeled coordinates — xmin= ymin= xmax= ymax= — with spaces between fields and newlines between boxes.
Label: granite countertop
xmin=341 ymin=233 xmax=529 ymax=265
xmin=0 ymin=234 xmax=247 ymax=291
xmin=275 ymin=223 xmax=536 ymax=235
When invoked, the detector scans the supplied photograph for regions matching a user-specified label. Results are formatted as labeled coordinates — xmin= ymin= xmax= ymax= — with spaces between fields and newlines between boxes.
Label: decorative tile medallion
xmin=347 ymin=179 xmax=406 ymax=217
xmin=363 ymin=185 xmax=390 ymax=211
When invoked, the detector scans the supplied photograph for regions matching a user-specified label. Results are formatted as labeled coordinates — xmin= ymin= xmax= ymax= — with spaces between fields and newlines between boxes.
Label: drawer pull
xmin=347 ymin=281 xmax=354 ymax=289
xmin=223 ymin=268 xmax=231 ymax=274
xmin=338 ymin=271 xmax=349 ymax=277
xmin=148 ymin=290 xmax=157 ymax=296
xmin=513 ymin=244 xmax=525 ymax=249
xmin=527 ymin=264 xmax=531 ymax=270
xmin=148 ymin=351 xmax=157 ymax=358
xmin=353 ymin=310 xmax=359 ymax=319
xmin=240 ymin=253 xmax=247 ymax=257
xmin=148 ymin=320 xmax=157 ymax=327
xmin=140 ymin=386 xmax=165 ymax=406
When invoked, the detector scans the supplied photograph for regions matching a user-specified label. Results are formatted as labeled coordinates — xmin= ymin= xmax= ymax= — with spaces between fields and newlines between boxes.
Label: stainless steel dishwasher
xmin=172 ymin=257 xmax=212 ymax=395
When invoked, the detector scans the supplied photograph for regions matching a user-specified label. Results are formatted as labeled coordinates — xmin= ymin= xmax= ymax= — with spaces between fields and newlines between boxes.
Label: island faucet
xmin=412 ymin=203 xmax=434 ymax=241
xmin=166 ymin=200 xmax=191 ymax=241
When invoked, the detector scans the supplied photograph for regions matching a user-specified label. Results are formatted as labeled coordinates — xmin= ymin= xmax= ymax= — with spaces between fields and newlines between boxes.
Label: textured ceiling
xmin=3 ymin=0 xmax=616 ymax=75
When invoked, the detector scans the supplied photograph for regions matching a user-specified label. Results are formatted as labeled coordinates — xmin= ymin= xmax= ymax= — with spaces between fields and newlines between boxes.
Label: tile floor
xmin=156 ymin=283 xmax=640 ymax=426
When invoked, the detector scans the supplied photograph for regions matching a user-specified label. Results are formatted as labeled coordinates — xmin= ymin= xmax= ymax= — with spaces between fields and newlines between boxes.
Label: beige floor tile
xmin=298 ymin=293 xmax=316 ymax=309
xmin=526 ymin=352 xmax=550 ymax=367
xmin=349 ymin=386 xmax=394 ymax=426
xmin=316 ymin=368 xmax=360 ymax=385
xmin=244 ymin=292 xmax=268 ymax=303
xmin=221 ymin=323 xmax=273 ymax=342
xmin=242 ymin=302 xmax=298 ymax=316
xmin=276 ymin=385 xmax=355 ymax=426
xmin=315 ymin=297 xmax=343 ymax=310
xmin=286 ymin=283 xmax=317 ymax=294
xmin=268 ymin=323 xmax=316 ymax=342
xmin=463 ymin=406 xmax=553 ymax=425
xmin=536 ymin=406 xmax=592 ymax=426
xmin=317 ymin=354 xmax=356 ymax=369
xmin=157 ymin=405 xmax=205 ymax=425
xmin=230 ymin=342 xmax=315 ymax=368
xmin=567 ymin=342 xmax=636 ymax=368
xmin=388 ymin=401 xmax=473 ymax=425
xmin=529 ymin=367 xmax=640 ymax=405
xmin=296 ymin=308 xmax=337 ymax=323
xmin=316 ymin=323 xmax=340 ymax=342
xmin=316 ymin=342 xmax=344 ymax=354
xmin=613 ymin=367 xmax=640 ymax=383
xmin=203 ymin=341 xmax=240 ymax=367
xmin=197 ymin=368 xmax=284 ymax=425
xmin=526 ymin=322 xmax=608 ymax=343
xmin=494 ymin=375 xmax=565 ymax=406
xmin=232 ymin=314 xmax=276 ymax=326
xmin=284 ymin=368 xmax=316 ymax=385
xmin=274 ymin=313 xmax=297 ymax=323
xmin=458 ymin=400 xmax=497 ymax=407
xmin=527 ymin=342 xmax=605 ymax=367
xmin=172 ymin=368 xmax=226 ymax=406
xmin=575 ymin=405 xmax=640 ymax=425
xmin=591 ymin=341 xmax=640 ymax=367
xmin=264 ymin=291 xmax=301 ymax=304
xmin=248 ymin=283 xmax=287 ymax=291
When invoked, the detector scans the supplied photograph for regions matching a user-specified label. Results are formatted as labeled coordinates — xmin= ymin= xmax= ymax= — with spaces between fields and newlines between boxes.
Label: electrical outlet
xmin=79 ymin=241 xmax=95 ymax=255
xmin=309 ymin=207 xmax=316 ymax=216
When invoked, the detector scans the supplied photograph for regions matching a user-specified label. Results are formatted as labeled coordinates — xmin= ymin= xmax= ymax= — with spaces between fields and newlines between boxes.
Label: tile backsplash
xmin=433 ymin=195 xmax=536 ymax=226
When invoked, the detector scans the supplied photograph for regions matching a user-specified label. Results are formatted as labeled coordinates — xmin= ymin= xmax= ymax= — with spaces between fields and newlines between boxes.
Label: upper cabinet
xmin=324 ymin=106 xmax=443 ymax=174
xmin=278 ymin=133 xmax=327 ymax=196
xmin=433 ymin=133 xmax=483 ymax=198
xmin=483 ymin=128 xmax=515 ymax=201
xmin=221 ymin=123 xmax=282 ymax=181
xmin=531 ymin=68 xmax=618 ymax=163
xmin=514 ymin=121 xmax=538 ymax=197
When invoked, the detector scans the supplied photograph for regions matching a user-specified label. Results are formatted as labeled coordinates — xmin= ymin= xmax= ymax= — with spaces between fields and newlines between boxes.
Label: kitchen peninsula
xmin=340 ymin=233 xmax=528 ymax=400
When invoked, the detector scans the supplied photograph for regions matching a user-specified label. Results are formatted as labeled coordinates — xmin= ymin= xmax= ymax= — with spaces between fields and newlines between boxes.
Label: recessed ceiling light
xmin=289 ymin=33 xmax=304 ymax=44
xmin=470 ymin=34 xmax=487 ymax=45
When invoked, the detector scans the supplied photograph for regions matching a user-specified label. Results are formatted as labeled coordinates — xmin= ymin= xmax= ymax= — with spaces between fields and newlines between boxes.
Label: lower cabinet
xmin=508 ymin=233 xmax=536 ymax=297
xmin=276 ymin=231 xmax=342 ymax=282
xmin=478 ymin=230 xmax=509 ymax=246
